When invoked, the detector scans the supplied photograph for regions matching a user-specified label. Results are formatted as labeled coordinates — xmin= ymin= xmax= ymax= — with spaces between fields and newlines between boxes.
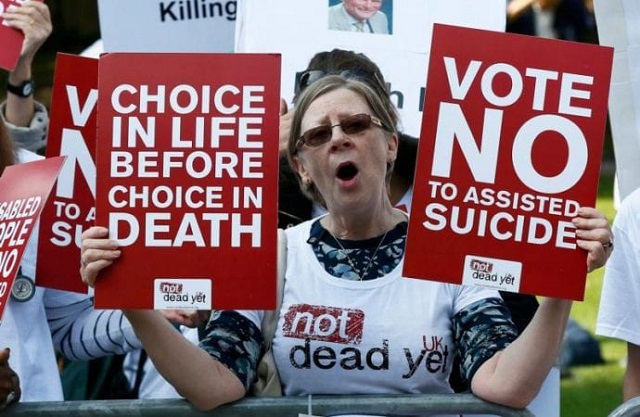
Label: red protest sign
xmin=404 ymin=24 xmax=613 ymax=301
xmin=36 ymin=54 xmax=98 ymax=293
xmin=0 ymin=0 xmax=25 ymax=71
xmin=95 ymin=53 xmax=281 ymax=310
xmin=0 ymin=156 xmax=65 ymax=321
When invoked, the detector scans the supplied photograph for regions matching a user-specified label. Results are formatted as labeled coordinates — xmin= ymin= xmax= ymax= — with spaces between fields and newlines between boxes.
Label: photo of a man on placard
xmin=328 ymin=0 xmax=393 ymax=35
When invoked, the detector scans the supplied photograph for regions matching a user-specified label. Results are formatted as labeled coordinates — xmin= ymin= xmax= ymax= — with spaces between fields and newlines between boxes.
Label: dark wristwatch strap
xmin=6 ymin=79 xmax=35 ymax=98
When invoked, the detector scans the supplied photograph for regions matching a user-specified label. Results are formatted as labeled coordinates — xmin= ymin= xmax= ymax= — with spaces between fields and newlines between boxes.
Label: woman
xmin=279 ymin=50 xmax=539 ymax=348
xmin=81 ymin=75 xmax=612 ymax=412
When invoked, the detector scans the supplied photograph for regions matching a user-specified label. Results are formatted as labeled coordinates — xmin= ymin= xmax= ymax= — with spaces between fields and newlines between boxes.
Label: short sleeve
xmin=596 ymin=190 xmax=640 ymax=345
xmin=453 ymin=298 xmax=518 ymax=385
xmin=198 ymin=310 xmax=264 ymax=390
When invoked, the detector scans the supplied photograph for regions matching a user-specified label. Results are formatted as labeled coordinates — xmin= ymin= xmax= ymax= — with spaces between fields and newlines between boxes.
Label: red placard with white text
xmin=36 ymin=54 xmax=98 ymax=293
xmin=404 ymin=24 xmax=613 ymax=301
xmin=95 ymin=53 xmax=281 ymax=310
xmin=0 ymin=157 xmax=65 ymax=321
xmin=0 ymin=0 xmax=25 ymax=71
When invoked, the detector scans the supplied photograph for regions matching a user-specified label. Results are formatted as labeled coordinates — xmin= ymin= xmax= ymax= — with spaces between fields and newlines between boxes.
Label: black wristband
xmin=6 ymin=80 xmax=35 ymax=98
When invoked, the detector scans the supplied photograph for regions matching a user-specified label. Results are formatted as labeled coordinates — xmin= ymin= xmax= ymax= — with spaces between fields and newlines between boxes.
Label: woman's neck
xmin=322 ymin=204 xmax=405 ymax=240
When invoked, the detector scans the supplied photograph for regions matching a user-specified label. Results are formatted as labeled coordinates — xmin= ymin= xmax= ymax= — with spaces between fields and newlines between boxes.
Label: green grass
xmin=561 ymin=173 xmax=625 ymax=417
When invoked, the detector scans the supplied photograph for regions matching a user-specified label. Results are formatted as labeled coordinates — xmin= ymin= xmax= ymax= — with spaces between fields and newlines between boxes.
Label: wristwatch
xmin=6 ymin=79 xmax=35 ymax=98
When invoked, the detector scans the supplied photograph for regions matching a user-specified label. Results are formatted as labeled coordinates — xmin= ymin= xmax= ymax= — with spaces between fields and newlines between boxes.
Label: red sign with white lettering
xmin=0 ymin=157 xmax=65 ymax=321
xmin=0 ymin=0 xmax=24 ymax=71
xmin=37 ymin=53 xmax=98 ymax=293
xmin=95 ymin=53 xmax=281 ymax=310
xmin=404 ymin=24 xmax=613 ymax=300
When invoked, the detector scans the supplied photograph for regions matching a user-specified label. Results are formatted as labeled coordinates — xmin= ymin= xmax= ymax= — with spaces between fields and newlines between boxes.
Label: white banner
xmin=594 ymin=0 xmax=640 ymax=202
xmin=97 ymin=0 xmax=237 ymax=52
xmin=236 ymin=0 xmax=505 ymax=138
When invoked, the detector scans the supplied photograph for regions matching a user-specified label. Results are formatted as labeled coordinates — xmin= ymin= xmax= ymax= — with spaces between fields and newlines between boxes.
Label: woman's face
xmin=293 ymin=88 xmax=397 ymax=213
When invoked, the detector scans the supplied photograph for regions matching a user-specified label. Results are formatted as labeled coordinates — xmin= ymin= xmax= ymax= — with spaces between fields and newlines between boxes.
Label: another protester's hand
xmin=573 ymin=206 xmax=613 ymax=272
xmin=160 ymin=310 xmax=211 ymax=328
xmin=80 ymin=226 xmax=121 ymax=287
xmin=0 ymin=348 xmax=20 ymax=410
xmin=2 ymin=1 xmax=52 ymax=63
xmin=279 ymin=98 xmax=293 ymax=157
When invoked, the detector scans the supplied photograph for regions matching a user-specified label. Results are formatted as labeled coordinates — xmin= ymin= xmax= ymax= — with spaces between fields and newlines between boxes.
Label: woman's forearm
xmin=471 ymin=297 xmax=571 ymax=408
xmin=5 ymin=61 xmax=36 ymax=128
xmin=123 ymin=309 xmax=245 ymax=410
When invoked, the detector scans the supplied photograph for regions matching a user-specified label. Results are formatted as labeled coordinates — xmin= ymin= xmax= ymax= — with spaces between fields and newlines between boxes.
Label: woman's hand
xmin=3 ymin=1 xmax=51 ymax=128
xmin=160 ymin=310 xmax=211 ymax=328
xmin=0 ymin=348 xmax=20 ymax=410
xmin=572 ymin=206 xmax=613 ymax=272
xmin=80 ymin=226 xmax=121 ymax=287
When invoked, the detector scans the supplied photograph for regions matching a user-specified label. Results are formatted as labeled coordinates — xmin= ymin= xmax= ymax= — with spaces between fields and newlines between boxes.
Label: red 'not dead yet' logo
xmin=159 ymin=282 xmax=183 ymax=294
xmin=282 ymin=304 xmax=364 ymax=344
xmin=470 ymin=259 xmax=493 ymax=273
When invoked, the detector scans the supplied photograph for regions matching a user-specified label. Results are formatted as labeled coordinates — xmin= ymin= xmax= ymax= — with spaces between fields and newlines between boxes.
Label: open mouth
xmin=336 ymin=162 xmax=359 ymax=181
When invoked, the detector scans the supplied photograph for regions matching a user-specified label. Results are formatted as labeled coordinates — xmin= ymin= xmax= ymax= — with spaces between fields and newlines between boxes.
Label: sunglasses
xmin=296 ymin=113 xmax=383 ymax=151
xmin=294 ymin=69 xmax=389 ymax=97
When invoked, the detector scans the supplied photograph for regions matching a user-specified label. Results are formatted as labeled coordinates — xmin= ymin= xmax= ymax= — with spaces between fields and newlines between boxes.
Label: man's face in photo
xmin=342 ymin=0 xmax=382 ymax=21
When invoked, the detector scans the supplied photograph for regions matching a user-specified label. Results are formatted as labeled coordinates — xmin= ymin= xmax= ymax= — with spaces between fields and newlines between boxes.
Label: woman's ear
xmin=292 ymin=155 xmax=311 ymax=185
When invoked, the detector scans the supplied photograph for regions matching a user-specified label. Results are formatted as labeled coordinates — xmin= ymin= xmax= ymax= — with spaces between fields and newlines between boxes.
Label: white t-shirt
xmin=239 ymin=220 xmax=500 ymax=416
xmin=596 ymin=187 xmax=640 ymax=345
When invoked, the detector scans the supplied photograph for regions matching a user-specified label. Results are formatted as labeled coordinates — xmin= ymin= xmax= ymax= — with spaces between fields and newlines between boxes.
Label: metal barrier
xmin=609 ymin=396 xmax=640 ymax=417
xmin=1 ymin=394 xmax=535 ymax=416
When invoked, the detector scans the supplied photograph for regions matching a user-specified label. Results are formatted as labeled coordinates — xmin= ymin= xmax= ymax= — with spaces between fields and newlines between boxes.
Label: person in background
xmin=596 ymin=186 xmax=640 ymax=401
xmin=328 ymin=0 xmax=389 ymax=34
xmin=1 ymin=0 xmax=49 ymax=153
xmin=81 ymin=73 xmax=613 ymax=412
xmin=506 ymin=0 xmax=596 ymax=42
xmin=0 ymin=108 xmax=146 ymax=404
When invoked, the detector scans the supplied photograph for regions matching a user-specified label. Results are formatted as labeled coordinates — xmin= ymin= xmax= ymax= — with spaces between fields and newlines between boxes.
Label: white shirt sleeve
xmin=44 ymin=289 xmax=143 ymax=360
xmin=596 ymin=188 xmax=640 ymax=345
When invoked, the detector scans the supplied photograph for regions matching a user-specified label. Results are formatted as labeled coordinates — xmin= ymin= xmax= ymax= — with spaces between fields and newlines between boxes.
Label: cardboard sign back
xmin=0 ymin=0 xmax=25 ymax=71
xmin=95 ymin=53 xmax=281 ymax=310
xmin=36 ymin=53 xmax=98 ymax=293
xmin=404 ymin=25 xmax=613 ymax=301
